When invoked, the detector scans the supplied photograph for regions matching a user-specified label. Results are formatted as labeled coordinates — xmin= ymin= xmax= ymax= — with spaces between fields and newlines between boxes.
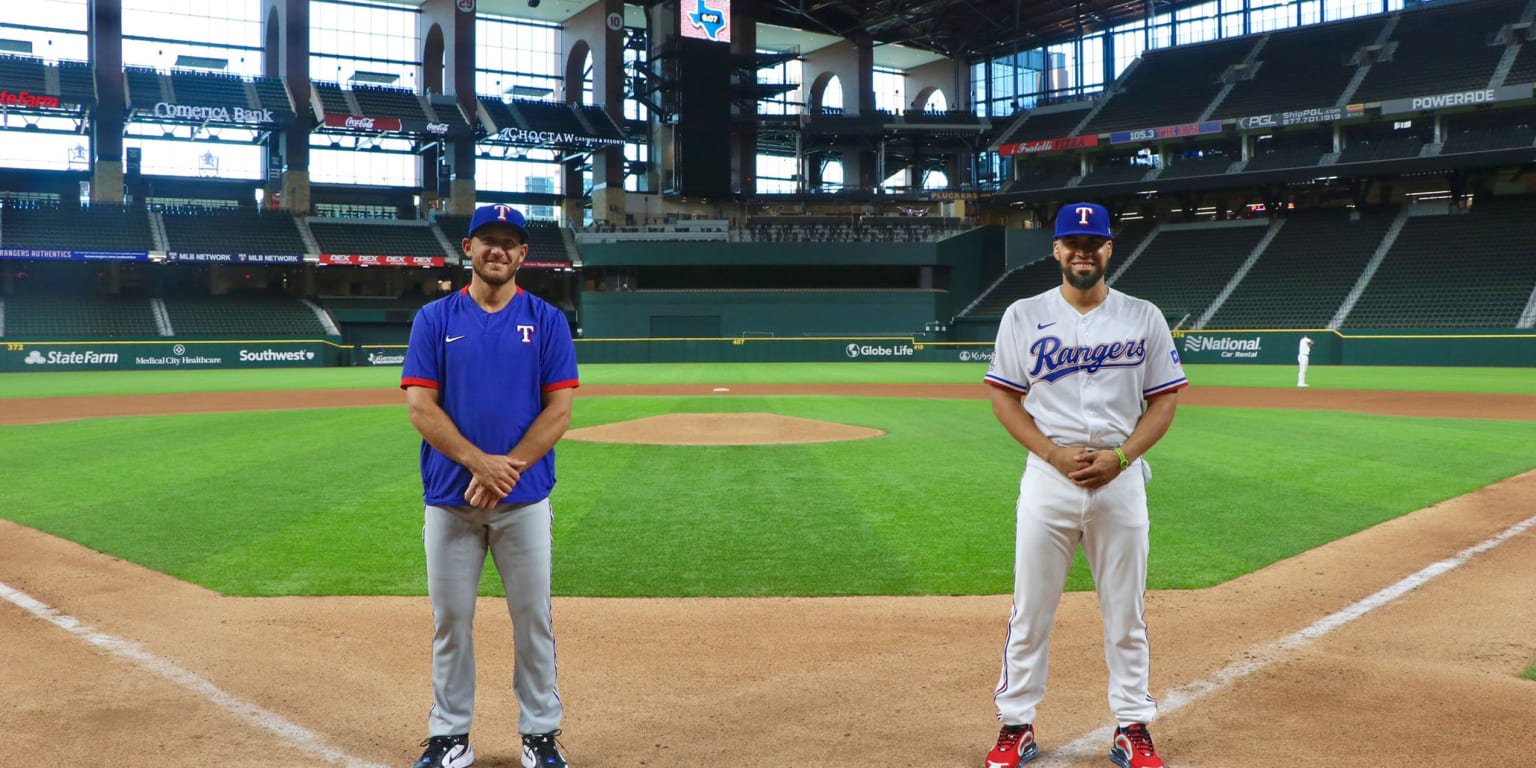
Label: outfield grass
xmin=2 ymin=397 xmax=1533 ymax=597
xmin=1523 ymin=664 xmax=1536 ymax=682
xmin=2 ymin=362 xmax=1534 ymax=398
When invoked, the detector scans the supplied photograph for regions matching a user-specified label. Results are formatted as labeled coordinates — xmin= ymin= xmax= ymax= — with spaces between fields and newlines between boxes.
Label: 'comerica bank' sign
xmin=153 ymin=101 xmax=275 ymax=125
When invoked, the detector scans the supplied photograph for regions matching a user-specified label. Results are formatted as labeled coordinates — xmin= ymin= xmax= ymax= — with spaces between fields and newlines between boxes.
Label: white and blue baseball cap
xmin=1053 ymin=202 xmax=1113 ymax=239
xmin=467 ymin=203 xmax=528 ymax=240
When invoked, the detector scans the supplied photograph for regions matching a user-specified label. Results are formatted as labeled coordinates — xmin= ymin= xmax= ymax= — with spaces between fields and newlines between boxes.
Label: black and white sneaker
xmin=412 ymin=734 xmax=474 ymax=768
xmin=521 ymin=730 xmax=568 ymax=768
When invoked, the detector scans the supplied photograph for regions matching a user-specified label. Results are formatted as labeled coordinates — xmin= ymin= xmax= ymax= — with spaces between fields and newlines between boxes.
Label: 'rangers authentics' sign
xmin=997 ymin=134 xmax=1099 ymax=157
xmin=0 ymin=89 xmax=63 ymax=109
xmin=1378 ymin=83 xmax=1535 ymax=116
xmin=1109 ymin=121 xmax=1222 ymax=145
xmin=1237 ymin=104 xmax=1364 ymax=130
xmin=323 ymin=114 xmax=405 ymax=132
xmin=320 ymin=254 xmax=443 ymax=267
xmin=0 ymin=248 xmax=148 ymax=261
xmin=152 ymin=101 xmax=274 ymax=125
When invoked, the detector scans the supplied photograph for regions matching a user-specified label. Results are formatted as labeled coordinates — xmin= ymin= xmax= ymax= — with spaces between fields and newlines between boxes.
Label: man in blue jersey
xmin=401 ymin=204 xmax=579 ymax=768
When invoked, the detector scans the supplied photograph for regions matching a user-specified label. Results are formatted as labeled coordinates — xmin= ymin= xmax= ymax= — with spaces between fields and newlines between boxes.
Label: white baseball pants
xmin=994 ymin=453 xmax=1157 ymax=727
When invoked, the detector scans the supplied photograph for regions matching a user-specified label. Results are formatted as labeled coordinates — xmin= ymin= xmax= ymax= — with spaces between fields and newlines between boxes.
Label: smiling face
xmin=462 ymin=224 xmax=527 ymax=287
xmin=1053 ymin=234 xmax=1114 ymax=291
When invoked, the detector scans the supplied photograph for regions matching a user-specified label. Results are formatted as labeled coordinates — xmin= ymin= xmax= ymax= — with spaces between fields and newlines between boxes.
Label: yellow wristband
xmin=1114 ymin=447 xmax=1129 ymax=470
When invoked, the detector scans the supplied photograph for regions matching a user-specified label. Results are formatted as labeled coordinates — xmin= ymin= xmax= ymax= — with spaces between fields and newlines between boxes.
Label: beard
xmin=1060 ymin=259 xmax=1105 ymax=290
xmin=473 ymin=261 xmax=516 ymax=286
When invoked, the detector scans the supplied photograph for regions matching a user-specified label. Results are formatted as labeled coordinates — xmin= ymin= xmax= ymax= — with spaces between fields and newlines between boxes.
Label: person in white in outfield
xmin=981 ymin=202 xmax=1187 ymax=768
xmin=1297 ymin=335 xmax=1314 ymax=387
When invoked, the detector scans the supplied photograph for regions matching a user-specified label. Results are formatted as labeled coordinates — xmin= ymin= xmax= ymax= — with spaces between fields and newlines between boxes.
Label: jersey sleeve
xmin=1142 ymin=308 xmax=1188 ymax=398
xmin=400 ymin=302 xmax=441 ymax=390
xmin=984 ymin=304 xmax=1031 ymax=395
xmin=540 ymin=307 xmax=579 ymax=393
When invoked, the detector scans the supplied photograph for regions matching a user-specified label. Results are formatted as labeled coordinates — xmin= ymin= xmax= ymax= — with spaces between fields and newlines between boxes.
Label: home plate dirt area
xmin=1 ymin=384 xmax=1534 ymax=767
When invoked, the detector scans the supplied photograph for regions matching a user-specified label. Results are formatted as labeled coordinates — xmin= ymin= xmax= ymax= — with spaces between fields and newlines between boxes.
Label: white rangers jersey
xmin=985 ymin=287 xmax=1188 ymax=449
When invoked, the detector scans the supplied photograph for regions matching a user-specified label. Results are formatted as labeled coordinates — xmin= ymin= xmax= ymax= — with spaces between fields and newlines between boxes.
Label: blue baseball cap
xmin=1053 ymin=202 xmax=1113 ymax=240
xmin=467 ymin=204 xmax=528 ymax=240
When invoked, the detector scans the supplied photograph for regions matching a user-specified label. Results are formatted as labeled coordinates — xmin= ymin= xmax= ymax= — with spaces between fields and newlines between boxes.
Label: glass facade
xmin=972 ymin=0 xmax=1406 ymax=117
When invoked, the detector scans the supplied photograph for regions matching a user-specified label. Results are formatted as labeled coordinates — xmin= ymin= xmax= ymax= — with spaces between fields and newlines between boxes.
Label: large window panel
xmin=123 ymin=135 xmax=262 ymax=179
xmin=0 ymin=0 xmax=88 ymax=61
xmin=0 ymin=132 xmax=88 ymax=171
xmin=310 ymin=143 xmax=421 ymax=187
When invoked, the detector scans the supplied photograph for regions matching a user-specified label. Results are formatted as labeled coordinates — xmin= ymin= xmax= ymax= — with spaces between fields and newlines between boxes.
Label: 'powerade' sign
xmin=1379 ymin=84 xmax=1534 ymax=115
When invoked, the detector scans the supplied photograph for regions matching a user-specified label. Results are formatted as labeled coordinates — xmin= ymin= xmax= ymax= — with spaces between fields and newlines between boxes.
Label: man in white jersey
xmin=981 ymin=202 xmax=1187 ymax=768
xmin=1297 ymin=335 xmax=1314 ymax=387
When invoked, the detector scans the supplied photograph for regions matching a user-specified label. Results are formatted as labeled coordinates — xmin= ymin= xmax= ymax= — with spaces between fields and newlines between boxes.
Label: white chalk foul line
xmin=1030 ymin=511 xmax=1536 ymax=766
xmin=0 ymin=581 xmax=390 ymax=768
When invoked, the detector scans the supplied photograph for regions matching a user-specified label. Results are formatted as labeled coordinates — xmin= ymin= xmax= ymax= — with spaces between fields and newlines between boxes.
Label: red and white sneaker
xmin=984 ymin=723 xmax=1038 ymax=768
xmin=1109 ymin=723 xmax=1165 ymax=768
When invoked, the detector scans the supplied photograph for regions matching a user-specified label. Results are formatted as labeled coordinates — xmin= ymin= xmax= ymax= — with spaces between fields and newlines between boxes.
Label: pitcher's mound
xmin=566 ymin=412 xmax=885 ymax=445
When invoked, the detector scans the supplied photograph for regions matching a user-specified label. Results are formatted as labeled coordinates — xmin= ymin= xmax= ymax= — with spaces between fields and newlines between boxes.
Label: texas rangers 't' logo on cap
xmin=1053 ymin=201 xmax=1113 ymax=240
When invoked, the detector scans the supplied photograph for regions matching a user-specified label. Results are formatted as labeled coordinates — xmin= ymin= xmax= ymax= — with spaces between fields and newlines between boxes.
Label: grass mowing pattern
xmin=3 ymin=363 xmax=1535 ymax=398
xmin=3 ymin=399 xmax=1534 ymax=597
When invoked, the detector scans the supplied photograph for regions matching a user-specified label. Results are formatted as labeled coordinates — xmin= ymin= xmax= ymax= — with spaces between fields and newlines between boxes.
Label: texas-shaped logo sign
xmin=685 ymin=0 xmax=729 ymax=42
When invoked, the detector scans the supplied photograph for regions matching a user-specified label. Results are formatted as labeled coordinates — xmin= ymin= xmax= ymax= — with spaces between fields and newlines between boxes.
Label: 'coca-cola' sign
xmin=323 ymin=114 xmax=404 ymax=132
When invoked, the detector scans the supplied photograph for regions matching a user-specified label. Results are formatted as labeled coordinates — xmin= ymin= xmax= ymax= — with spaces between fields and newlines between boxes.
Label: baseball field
xmin=2 ymin=362 xmax=1534 ymax=767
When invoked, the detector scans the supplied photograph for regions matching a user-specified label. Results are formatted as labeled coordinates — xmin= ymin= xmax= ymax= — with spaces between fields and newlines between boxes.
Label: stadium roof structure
xmin=632 ymin=0 xmax=1201 ymax=62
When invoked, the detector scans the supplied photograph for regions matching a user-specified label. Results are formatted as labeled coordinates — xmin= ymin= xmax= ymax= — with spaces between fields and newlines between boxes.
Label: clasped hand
xmin=464 ymin=452 xmax=528 ymax=511
xmin=1047 ymin=444 xmax=1123 ymax=489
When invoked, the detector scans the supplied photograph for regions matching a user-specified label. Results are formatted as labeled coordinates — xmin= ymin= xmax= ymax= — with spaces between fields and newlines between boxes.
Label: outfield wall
xmin=2 ymin=329 xmax=1532 ymax=370
xmin=0 ymin=339 xmax=348 ymax=372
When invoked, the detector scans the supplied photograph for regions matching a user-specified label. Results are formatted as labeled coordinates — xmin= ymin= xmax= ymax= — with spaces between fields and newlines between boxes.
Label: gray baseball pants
xmin=423 ymin=499 xmax=562 ymax=737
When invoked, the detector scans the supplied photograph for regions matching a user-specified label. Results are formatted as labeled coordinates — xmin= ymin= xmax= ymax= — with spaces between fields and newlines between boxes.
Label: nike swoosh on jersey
xmin=446 ymin=335 xmax=466 ymax=343
xmin=1037 ymin=322 xmax=1057 ymax=329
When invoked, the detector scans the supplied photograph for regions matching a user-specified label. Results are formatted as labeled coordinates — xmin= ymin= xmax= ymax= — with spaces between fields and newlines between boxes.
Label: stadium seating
xmin=995 ymin=106 xmax=1091 ymax=146
xmin=1204 ymin=209 xmax=1396 ymax=329
xmin=168 ymin=70 xmax=249 ymax=109
xmin=125 ymin=66 xmax=166 ymax=111
xmin=1440 ymin=124 xmax=1536 ymax=155
xmin=0 ymin=54 xmax=46 ymax=92
xmin=162 ymin=294 xmax=330 ymax=336
xmin=506 ymin=98 xmax=588 ymax=135
xmin=1210 ymin=15 xmax=1386 ymax=120
xmin=160 ymin=208 xmax=308 ymax=255
xmin=312 ymin=81 xmax=352 ymax=116
xmin=1082 ymin=37 xmax=1256 ymax=134
xmin=1109 ymin=223 xmax=1268 ymax=326
xmin=309 ymin=220 xmax=451 ymax=258
xmin=1350 ymin=0 xmax=1522 ymax=104
xmin=350 ymin=85 xmax=428 ymax=120
xmin=252 ymin=77 xmax=291 ymax=113
xmin=3 ymin=292 xmax=158 ymax=339
xmin=1342 ymin=198 xmax=1536 ymax=328
xmin=1336 ymin=134 xmax=1425 ymax=165
xmin=0 ymin=202 xmax=155 ymax=252
xmin=963 ymin=221 xmax=1153 ymax=318
xmin=56 ymin=61 xmax=95 ymax=106
xmin=1158 ymin=152 xmax=1237 ymax=179
xmin=1077 ymin=160 xmax=1153 ymax=188
xmin=1243 ymin=144 xmax=1326 ymax=172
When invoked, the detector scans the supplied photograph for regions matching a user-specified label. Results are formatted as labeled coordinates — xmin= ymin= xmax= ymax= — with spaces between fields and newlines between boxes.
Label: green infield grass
xmin=2 ymin=397 xmax=1532 ymax=597
xmin=1522 ymin=664 xmax=1536 ymax=682
xmin=1 ymin=362 xmax=1534 ymax=398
